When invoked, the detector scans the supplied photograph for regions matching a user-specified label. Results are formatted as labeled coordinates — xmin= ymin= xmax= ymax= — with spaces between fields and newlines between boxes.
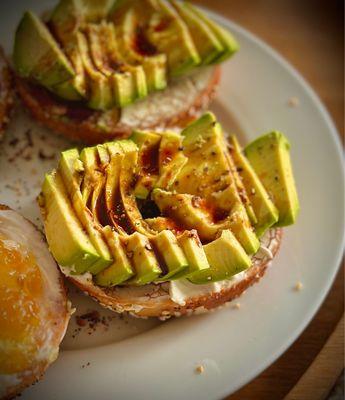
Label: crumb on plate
xmin=287 ymin=96 xmax=300 ymax=107
xmin=195 ymin=365 xmax=205 ymax=374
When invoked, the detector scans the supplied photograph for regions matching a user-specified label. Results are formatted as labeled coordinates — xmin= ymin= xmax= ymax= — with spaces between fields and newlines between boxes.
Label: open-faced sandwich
xmin=0 ymin=205 xmax=71 ymax=399
xmin=13 ymin=0 xmax=238 ymax=144
xmin=38 ymin=112 xmax=300 ymax=319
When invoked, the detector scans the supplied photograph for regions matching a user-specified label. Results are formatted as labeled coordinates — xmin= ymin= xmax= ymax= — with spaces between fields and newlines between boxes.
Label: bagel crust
xmin=16 ymin=66 xmax=220 ymax=144
xmin=64 ymin=229 xmax=282 ymax=319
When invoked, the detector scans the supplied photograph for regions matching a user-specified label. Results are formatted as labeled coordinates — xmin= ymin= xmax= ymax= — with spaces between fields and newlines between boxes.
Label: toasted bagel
xmin=0 ymin=49 xmax=14 ymax=142
xmin=16 ymin=66 xmax=220 ymax=145
xmin=63 ymin=228 xmax=282 ymax=319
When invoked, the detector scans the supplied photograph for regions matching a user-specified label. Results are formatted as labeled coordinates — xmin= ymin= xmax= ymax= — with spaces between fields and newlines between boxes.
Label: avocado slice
xmin=118 ymin=139 xmax=138 ymax=153
xmin=142 ymin=222 xmax=210 ymax=281
xmin=49 ymin=0 xmax=115 ymax=101
xmin=79 ymin=146 xmax=101 ymax=207
xmin=175 ymin=112 xmax=233 ymax=196
xmin=80 ymin=0 xmax=116 ymax=21
xmin=184 ymin=2 xmax=239 ymax=64
xmin=152 ymin=188 xmax=220 ymax=241
xmin=130 ymin=130 xmax=161 ymax=149
xmin=155 ymin=132 xmax=188 ymax=190
xmin=79 ymin=145 xmax=111 ymax=227
xmin=125 ymin=232 xmax=162 ymax=285
xmin=189 ymin=230 xmax=251 ymax=284
xmin=52 ymin=70 xmax=86 ymax=101
xmin=103 ymin=151 xmax=129 ymax=234
xmin=119 ymin=150 xmax=157 ymax=235
xmin=97 ymin=143 xmax=110 ymax=165
xmin=77 ymin=31 xmax=114 ymax=110
xmin=229 ymin=135 xmax=279 ymax=236
xmin=171 ymin=1 xmax=224 ymax=65
xmin=211 ymin=185 xmax=260 ymax=254
xmin=94 ymin=226 xmax=134 ymax=286
xmin=152 ymin=230 xmax=188 ymax=280
xmin=85 ymin=22 xmax=147 ymax=107
xmin=129 ymin=130 xmax=161 ymax=199
xmin=245 ymin=131 xmax=300 ymax=227
xmin=145 ymin=216 xmax=181 ymax=233
xmin=174 ymin=230 xmax=210 ymax=279
xmin=50 ymin=33 xmax=88 ymax=100
xmin=13 ymin=11 xmax=75 ymax=88
xmin=58 ymin=149 xmax=113 ymax=274
xmin=100 ymin=141 xmax=138 ymax=235
xmin=105 ymin=139 xmax=138 ymax=157
xmin=99 ymin=22 xmax=148 ymax=103
xmin=146 ymin=0 xmax=201 ymax=77
xmin=224 ymin=142 xmax=257 ymax=225
xmin=49 ymin=0 xmax=116 ymax=43
xmin=173 ymin=112 xmax=260 ymax=254
xmin=40 ymin=172 xmax=100 ymax=274
xmin=152 ymin=188 xmax=258 ymax=254
xmin=113 ymin=8 xmax=167 ymax=92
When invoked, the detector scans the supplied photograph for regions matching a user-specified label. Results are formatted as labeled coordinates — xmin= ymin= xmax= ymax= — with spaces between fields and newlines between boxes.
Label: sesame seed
xmin=233 ymin=303 xmax=241 ymax=310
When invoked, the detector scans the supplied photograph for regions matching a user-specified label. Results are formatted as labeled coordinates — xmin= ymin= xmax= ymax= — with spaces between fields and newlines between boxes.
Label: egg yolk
xmin=0 ymin=234 xmax=44 ymax=374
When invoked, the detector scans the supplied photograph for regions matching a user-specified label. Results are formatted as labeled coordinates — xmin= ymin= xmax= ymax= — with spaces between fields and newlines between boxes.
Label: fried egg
xmin=0 ymin=205 xmax=71 ymax=399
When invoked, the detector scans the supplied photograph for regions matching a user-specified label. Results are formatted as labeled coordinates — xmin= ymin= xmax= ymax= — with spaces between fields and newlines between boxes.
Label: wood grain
xmin=285 ymin=316 xmax=344 ymax=400
xmin=191 ymin=1 xmax=344 ymax=399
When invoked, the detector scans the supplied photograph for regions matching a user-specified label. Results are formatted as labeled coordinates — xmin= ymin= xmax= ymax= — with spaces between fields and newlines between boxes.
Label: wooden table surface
xmin=192 ymin=1 xmax=344 ymax=399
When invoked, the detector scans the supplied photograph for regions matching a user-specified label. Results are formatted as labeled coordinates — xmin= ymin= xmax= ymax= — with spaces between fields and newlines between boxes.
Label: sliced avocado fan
xmin=40 ymin=113 xmax=299 ymax=287
xmin=14 ymin=0 xmax=239 ymax=110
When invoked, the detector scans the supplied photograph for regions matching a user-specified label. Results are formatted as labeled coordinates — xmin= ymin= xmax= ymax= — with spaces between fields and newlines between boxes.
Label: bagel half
xmin=16 ymin=66 xmax=220 ymax=144
xmin=62 ymin=228 xmax=282 ymax=319
xmin=0 ymin=205 xmax=71 ymax=400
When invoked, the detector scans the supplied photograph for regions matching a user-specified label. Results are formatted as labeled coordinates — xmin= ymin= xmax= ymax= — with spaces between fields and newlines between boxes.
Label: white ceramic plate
xmin=0 ymin=2 xmax=344 ymax=399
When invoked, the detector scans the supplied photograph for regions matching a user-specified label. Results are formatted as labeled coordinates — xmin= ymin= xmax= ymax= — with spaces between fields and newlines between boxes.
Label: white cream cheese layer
xmin=169 ymin=271 xmax=247 ymax=306
xmin=169 ymin=242 xmax=274 ymax=306
xmin=61 ymin=228 xmax=276 ymax=311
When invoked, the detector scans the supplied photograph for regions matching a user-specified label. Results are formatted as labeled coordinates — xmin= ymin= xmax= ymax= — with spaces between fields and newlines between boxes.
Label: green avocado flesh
xmin=13 ymin=11 xmax=75 ymax=88
xmin=184 ymin=2 xmax=239 ymax=63
xmin=245 ymin=131 xmax=300 ymax=227
xmin=171 ymin=1 xmax=224 ymax=65
xmin=14 ymin=0 xmax=239 ymax=110
xmin=40 ymin=113 xmax=299 ymax=287
xmin=173 ymin=112 xmax=260 ymax=255
xmin=40 ymin=172 xmax=100 ymax=274
xmin=229 ymin=135 xmax=279 ymax=237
